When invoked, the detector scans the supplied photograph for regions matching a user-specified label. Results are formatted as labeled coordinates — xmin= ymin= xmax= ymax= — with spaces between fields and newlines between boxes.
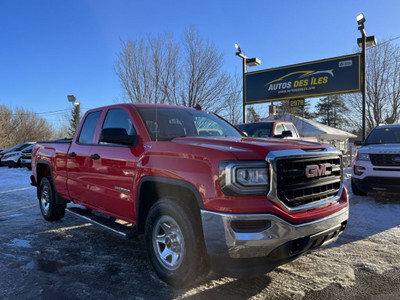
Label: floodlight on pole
xmin=234 ymin=43 xmax=261 ymax=123
xmin=234 ymin=43 xmax=241 ymax=53
xmin=67 ymin=95 xmax=76 ymax=103
xmin=356 ymin=13 xmax=365 ymax=25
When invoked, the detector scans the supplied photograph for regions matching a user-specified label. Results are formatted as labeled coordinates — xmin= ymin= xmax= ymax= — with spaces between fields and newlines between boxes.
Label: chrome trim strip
xmin=266 ymin=148 xmax=343 ymax=213
xmin=114 ymin=186 xmax=131 ymax=193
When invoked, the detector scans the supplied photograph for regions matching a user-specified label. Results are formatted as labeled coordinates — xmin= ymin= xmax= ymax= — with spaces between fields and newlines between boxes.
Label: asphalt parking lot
xmin=0 ymin=167 xmax=399 ymax=299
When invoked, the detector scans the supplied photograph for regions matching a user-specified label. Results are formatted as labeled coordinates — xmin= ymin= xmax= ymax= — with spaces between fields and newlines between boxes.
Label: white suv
xmin=351 ymin=124 xmax=400 ymax=195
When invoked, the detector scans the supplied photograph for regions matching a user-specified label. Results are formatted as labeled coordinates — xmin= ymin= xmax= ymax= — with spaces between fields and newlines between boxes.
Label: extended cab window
xmin=78 ymin=111 xmax=101 ymax=144
xmin=283 ymin=124 xmax=298 ymax=138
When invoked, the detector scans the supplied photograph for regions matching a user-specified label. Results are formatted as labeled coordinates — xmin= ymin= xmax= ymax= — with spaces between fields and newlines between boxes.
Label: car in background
xmin=20 ymin=144 xmax=34 ymax=170
xmin=1 ymin=142 xmax=35 ymax=168
xmin=0 ymin=143 xmax=34 ymax=166
xmin=236 ymin=121 xmax=301 ymax=139
xmin=351 ymin=123 xmax=400 ymax=195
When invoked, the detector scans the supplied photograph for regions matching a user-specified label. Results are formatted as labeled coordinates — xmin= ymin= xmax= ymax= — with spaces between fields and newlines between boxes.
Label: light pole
xmin=67 ymin=95 xmax=81 ymax=131
xmin=356 ymin=13 xmax=376 ymax=141
xmin=235 ymin=44 xmax=261 ymax=123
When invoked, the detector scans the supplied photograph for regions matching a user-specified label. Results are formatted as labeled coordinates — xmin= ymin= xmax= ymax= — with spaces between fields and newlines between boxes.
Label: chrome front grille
xmin=267 ymin=149 xmax=343 ymax=212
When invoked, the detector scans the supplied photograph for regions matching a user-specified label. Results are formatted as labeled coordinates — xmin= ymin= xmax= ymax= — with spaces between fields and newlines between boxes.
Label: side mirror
xmin=354 ymin=140 xmax=363 ymax=146
xmin=99 ymin=128 xmax=138 ymax=147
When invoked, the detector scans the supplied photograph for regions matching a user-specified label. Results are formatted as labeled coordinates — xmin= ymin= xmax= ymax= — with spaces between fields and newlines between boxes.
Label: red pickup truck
xmin=32 ymin=104 xmax=348 ymax=286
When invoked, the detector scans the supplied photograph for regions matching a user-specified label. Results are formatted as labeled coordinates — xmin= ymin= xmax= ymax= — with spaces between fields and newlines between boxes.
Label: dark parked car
xmin=20 ymin=144 xmax=34 ymax=170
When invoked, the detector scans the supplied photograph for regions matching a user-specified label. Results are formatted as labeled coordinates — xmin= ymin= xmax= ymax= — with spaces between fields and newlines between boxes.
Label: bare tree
xmin=346 ymin=41 xmax=400 ymax=134
xmin=114 ymin=27 xmax=231 ymax=114
xmin=0 ymin=105 xmax=54 ymax=148
xmin=0 ymin=105 xmax=14 ymax=147
xmin=115 ymin=34 xmax=180 ymax=104
xmin=219 ymin=75 xmax=242 ymax=124
xmin=179 ymin=27 xmax=230 ymax=112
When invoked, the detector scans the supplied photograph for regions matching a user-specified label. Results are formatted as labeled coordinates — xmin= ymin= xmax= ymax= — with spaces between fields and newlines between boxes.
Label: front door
xmin=86 ymin=108 xmax=140 ymax=221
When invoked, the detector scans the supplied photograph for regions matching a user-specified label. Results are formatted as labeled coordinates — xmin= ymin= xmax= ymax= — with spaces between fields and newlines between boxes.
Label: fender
xmin=35 ymin=160 xmax=67 ymax=205
xmin=136 ymin=176 xmax=204 ymax=233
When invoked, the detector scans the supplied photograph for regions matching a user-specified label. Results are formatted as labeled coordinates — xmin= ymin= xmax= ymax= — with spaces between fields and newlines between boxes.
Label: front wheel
xmin=39 ymin=177 xmax=66 ymax=221
xmin=145 ymin=197 xmax=209 ymax=287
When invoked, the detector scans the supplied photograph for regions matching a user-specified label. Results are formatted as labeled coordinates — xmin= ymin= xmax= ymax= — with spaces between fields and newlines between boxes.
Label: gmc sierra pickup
xmin=32 ymin=104 xmax=348 ymax=287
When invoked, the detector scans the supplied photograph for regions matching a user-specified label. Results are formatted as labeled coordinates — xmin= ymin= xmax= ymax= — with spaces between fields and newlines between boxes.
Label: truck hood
xmin=172 ymin=136 xmax=331 ymax=160
xmin=358 ymin=143 xmax=400 ymax=154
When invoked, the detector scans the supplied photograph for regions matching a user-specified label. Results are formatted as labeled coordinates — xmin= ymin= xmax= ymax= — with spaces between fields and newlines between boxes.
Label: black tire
xmin=39 ymin=177 xmax=66 ymax=221
xmin=351 ymin=178 xmax=367 ymax=196
xmin=145 ymin=197 xmax=209 ymax=287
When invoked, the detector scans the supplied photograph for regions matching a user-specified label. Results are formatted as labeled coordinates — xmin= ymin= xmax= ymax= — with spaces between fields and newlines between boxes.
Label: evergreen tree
xmin=277 ymin=99 xmax=314 ymax=119
xmin=246 ymin=106 xmax=261 ymax=123
xmin=68 ymin=104 xmax=81 ymax=137
xmin=314 ymin=96 xmax=348 ymax=129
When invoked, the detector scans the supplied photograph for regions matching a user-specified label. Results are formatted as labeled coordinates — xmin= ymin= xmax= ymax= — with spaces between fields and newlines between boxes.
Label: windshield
xmin=236 ymin=123 xmax=273 ymax=138
xmin=137 ymin=107 xmax=243 ymax=141
xmin=365 ymin=127 xmax=400 ymax=145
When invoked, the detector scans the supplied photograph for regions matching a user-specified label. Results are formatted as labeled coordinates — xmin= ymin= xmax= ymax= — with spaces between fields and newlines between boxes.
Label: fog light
xmin=353 ymin=165 xmax=365 ymax=176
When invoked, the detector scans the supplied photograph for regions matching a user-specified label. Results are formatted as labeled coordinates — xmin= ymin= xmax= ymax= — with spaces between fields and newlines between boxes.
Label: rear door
xmin=67 ymin=110 xmax=102 ymax=206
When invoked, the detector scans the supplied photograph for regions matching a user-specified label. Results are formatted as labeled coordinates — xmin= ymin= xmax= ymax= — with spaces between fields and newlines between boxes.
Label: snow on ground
xmin=0 ymin=167 xmax=399 ymax=299
xmin=176 ymin=168 xmax=400 ymax=299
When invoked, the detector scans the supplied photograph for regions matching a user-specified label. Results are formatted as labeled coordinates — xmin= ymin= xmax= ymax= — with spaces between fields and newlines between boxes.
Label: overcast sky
xmin=1 ymin=0 xmax=400 ymax=126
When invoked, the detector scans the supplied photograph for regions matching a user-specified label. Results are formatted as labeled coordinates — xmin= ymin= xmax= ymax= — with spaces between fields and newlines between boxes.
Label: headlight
xmin=357 ymin=153 xmax=370 ymax=161
xmin=219 ymin=161 xmax=269 ymax=196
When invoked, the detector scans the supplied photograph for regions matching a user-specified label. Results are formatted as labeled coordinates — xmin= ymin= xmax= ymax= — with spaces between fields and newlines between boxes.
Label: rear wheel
xmin=145 ymin=197 xmax=209 ymax=287
xmin=351 ymin=178 xmax=367 ymax=196
xmin=39 ymin=177 xmax=66 ymax=221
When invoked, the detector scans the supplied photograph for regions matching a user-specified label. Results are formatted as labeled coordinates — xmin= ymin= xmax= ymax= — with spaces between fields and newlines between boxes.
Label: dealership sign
xmin=244 ymin=54 xmax=361 ymax=104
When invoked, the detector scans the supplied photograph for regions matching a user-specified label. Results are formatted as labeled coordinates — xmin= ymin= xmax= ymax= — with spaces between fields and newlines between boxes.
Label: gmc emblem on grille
xmin=305 ymin=163 xmax=332 ymax=178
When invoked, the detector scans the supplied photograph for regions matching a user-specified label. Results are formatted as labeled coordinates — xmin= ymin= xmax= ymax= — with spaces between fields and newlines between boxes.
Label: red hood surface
xmin=170 ymin=136 xmax=331 ymax=160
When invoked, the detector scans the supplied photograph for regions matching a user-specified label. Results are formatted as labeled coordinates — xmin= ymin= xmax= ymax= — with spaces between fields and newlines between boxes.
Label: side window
xmin=284 ymin=124 xmax=297 ymax=138
xmin=78 ymin=111 xmax=101 ymax=144
xmin=274 ymin=124 xmax=284 ymax=135
xmin=101 ymin=109 xmax=136 ymax=142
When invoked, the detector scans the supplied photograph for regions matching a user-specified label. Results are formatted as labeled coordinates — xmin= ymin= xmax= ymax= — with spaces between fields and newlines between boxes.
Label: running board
xmin=67 ymin=207 xmax=137 ymax=240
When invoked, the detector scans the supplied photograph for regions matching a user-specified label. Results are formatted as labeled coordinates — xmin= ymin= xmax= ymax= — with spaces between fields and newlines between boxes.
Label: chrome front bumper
xmin=201 ymin=207 xmax=349 ymax=259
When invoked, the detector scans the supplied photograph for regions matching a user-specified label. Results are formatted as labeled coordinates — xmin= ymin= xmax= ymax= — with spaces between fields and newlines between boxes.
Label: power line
xmin=0 ymin=107 xmax=90 ymax=117
xmin=367 ymin=35 xmax=400 ymax=50
xmin=0 ymin=108 xmax=71 ymax=116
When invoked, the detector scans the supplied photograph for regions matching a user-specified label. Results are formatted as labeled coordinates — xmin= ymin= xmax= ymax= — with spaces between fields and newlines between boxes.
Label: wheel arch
xmin=35 ymin=160 xmax=66 ymax=204
xmin=136 ymin=177 xmax=204 ymax=234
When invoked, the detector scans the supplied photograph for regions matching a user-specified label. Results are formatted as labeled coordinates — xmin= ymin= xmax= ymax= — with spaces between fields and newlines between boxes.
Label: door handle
xmin=90 ymin=154 xmax=101 ymax=160
xmin=68 ymin=152 xmax=77 ymax=158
